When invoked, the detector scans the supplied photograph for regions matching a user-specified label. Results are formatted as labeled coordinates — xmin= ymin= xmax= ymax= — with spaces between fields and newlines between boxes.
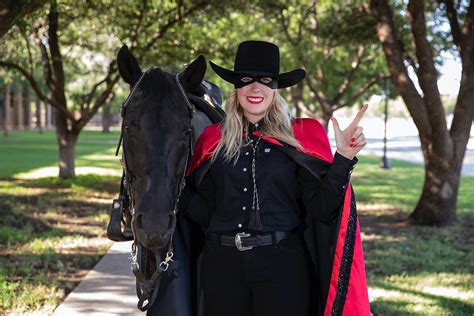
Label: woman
xmin=180 ymin=40 xmax=370 ymax=316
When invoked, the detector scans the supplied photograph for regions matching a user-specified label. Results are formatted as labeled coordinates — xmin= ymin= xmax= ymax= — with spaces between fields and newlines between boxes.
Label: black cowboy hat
xmin=209 ymin=40 xmax=306 ymax=89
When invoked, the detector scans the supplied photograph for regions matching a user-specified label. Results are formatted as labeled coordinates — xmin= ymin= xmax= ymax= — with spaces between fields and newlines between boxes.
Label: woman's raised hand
xmin=330 ymin=104 xmax=368 ymax=160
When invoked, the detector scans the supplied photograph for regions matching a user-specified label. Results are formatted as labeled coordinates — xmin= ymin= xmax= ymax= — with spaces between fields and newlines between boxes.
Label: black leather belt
xmin=206 ymin=231 xmax=290 ymax=251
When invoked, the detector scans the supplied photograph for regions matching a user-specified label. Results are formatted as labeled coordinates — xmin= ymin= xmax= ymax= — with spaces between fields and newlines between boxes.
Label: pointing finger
xmin=349 ymin=103 xmax=368 ymax=129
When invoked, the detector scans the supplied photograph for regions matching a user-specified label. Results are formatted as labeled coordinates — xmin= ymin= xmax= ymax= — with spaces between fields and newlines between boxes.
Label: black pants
xmin=201 ymin=232 xmax=310 ymax=316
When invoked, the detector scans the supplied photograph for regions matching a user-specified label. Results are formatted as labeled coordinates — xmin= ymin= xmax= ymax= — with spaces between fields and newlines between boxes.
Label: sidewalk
xmin=53 ymin=241 xmax=143 ymax=316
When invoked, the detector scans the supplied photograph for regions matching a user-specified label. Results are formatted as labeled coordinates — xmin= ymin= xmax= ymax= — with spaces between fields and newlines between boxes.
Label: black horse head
xmin=116 ymin=45 xmax=218 ymax=250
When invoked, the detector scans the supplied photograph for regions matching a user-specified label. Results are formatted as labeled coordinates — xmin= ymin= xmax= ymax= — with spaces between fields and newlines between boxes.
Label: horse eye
xmin=240 ymin=77 xmax=252 ymax=83
xmin=260 ymin=77 xmax=272 ymax=84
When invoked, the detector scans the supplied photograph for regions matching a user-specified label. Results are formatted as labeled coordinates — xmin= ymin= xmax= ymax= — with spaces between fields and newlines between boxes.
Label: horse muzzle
xmin=133 ymin=213 xmax=176 ymax=250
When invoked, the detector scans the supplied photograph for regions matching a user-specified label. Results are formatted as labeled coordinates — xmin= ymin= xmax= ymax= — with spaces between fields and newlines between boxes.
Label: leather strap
xmin=207 ymin=231 xmax=290 ymax=248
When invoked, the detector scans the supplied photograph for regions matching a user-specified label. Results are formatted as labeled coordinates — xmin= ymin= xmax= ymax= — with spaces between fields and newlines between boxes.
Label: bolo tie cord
xmin=246 ymin=132 xmax=263 ymax=231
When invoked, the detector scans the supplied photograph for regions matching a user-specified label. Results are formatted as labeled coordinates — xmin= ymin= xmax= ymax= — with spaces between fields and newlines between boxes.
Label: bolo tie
xmin=244 ymin=126 xmax=263 ymax=231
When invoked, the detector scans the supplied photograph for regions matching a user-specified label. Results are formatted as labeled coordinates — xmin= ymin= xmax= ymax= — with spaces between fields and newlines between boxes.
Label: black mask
xmin=234 ymin=75 xmax=278 ymax=89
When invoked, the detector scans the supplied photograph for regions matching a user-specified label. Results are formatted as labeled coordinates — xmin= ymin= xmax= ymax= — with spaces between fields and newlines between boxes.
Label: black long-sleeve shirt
xmin=179 ymin=120 xmax=357 ymax=233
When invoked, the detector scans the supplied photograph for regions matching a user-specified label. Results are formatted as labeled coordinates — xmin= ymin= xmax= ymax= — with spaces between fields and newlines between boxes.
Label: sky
xmin=437 ymin=52 xmax=462 ymax=95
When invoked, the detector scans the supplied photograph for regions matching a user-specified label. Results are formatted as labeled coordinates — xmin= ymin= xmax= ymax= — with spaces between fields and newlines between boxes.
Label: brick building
xmin=0 ymin=81 xmax=55 ymax=132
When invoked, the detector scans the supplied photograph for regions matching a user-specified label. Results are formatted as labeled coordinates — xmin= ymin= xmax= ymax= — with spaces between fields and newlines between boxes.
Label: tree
xmin=262 ymin=0 xmax=388 ymax=128
xmin=369 ymin=0 xmax=474 ymax=225
xmin=0 ymin=0 xmax=209 ymax=179
xmin=0 ymin=0 xmax=47 ymax=38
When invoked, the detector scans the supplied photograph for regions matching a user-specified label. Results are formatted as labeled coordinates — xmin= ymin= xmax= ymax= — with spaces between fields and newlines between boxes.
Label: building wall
xmin=0 ymin=81 xmax=119 ymax=131
xmin=0 ymin=83 xmax=56 ymax=131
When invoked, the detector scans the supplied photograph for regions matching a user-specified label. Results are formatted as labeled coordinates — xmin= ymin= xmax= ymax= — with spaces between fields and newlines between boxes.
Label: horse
xmin=107 ymin=45 xmax=225 ymax=313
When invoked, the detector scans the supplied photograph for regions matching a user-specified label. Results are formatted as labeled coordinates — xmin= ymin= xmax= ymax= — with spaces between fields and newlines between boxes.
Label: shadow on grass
xmin=359 ymin=207 xmax=473 ymax=277
xmin=0 ymin=252 xmax=109 ymax=312
xmin=370 ymin=281 xmax=474 ymax=315
xmin=0 ymin=175 xmax=120 ymax=247
xmin=359 ymin=205 xmax=473 ymax=315
xmin=18 ymin=174 xmax=120 ymax=194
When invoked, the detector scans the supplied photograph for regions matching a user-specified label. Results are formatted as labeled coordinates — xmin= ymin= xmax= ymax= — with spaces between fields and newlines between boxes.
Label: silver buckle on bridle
xmin=235 ymin=232 xmax=253 ymax=251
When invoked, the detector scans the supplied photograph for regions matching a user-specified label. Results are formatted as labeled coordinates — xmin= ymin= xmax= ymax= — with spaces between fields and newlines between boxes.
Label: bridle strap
xmin=115 ymin=70 xmax=149 ymax=157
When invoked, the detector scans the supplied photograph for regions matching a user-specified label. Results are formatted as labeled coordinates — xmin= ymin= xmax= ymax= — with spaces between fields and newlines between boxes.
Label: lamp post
xmin=380 ymin=78 xmax=391 ymax=169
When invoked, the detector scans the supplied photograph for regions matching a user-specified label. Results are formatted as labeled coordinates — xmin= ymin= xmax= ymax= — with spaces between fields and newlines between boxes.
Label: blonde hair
xmin=211 ymin=90 xmax=304 ymax=165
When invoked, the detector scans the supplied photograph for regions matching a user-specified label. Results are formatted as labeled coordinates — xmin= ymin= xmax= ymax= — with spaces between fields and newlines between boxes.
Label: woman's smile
xmin=247 ymin=96 xmax=264 ymax=104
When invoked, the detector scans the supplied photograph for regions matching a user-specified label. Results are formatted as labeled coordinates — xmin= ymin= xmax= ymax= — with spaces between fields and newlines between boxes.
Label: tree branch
xmin=335 ymin=75 xmax=388 ymax=110
xmin=408 ymin=0 xmax=449 ymax=145
xmin=449 ymin=2 xmax=474 ymax=157
xmin=33 ymin=32 xmax=54 ymax=90
xmin=439 ymin=0 xmax=463 ymax=51
xmin=145 ymin=1 xmax=208 ymax=50
xmin=334 ymin=45 xmax=366 ymax=103
xmin=129 ymin=3 xmax=146 ymax=50
xmin=369 ymin=0 xmax=431 ymax=138
xmin=296 ymin=1 xmax=317 ymax=45
xmin=278 ymin=9 xmax=298 ymax=46
xmin=305 ymin=75 xmax=332 ymax=115
xmin=77 ymin=74 xmax=120 ymax=130
xmin=460 ymin=0 xmax=474 ymax=64
xmin=0 ymin=0 xmax=47 ymax=38
xmin=82 ymin=61 xmax=116 ymax=111
xmin=47 ymin=1 xmax=65 ymax=87
xmin=0 ymin=60 xmax=76 ymax=122
xmin=17 ymin=24 xmax=34 ymax=74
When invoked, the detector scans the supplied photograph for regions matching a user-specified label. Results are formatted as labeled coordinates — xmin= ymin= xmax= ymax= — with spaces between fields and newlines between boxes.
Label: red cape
xmin=186 ymin=118 xmax=370 ymax=316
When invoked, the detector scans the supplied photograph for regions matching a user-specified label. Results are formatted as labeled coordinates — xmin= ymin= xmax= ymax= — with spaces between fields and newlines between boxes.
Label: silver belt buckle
xmin=235 ymin=232 xmax=252 ymax=251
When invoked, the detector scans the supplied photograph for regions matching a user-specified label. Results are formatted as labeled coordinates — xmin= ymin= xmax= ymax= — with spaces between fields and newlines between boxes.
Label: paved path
xmin=53 ymin=241 xmax=143 ymax=316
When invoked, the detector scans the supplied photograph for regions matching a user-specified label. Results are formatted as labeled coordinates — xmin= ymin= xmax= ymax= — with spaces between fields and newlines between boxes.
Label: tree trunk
xmin=369 ymin=0 xmax=474 ymax=225
xmin=102 ymin=103 xmax=111 ymax=133
xmin=36 ymin=96 xmax=42 ymax=133
xmin=320 ymin=107 xmax=333 ymax=132
xmin=55 ymin=109 xmax=79 ymax=179
xmin=409 ymin=150 xmax=460 ymax=225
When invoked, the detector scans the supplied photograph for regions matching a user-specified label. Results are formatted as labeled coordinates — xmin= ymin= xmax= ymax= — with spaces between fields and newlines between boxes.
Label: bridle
xmin=114 ymin=70 xmax=196 ymax=311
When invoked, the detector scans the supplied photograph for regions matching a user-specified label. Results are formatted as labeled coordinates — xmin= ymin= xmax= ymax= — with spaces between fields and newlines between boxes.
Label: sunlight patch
xmin=358 ymin=203 xmax=397 ymax=212
xmin=80 ymin=154 xmax=119 ymax=160
xmin=422 ymin=286 xmax=473 ymax=300
xmin=15 ymin=167 xmax=122 ymax=179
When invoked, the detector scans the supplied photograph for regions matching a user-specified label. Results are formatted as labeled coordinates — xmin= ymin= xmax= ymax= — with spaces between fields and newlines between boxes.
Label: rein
xmin=113 ymin=71 xmax=196 ymax=311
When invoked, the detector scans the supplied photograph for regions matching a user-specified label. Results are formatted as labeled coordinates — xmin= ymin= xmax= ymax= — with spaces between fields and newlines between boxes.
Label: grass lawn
xmin=352 ymin=156 xmax=473 ymax=315
xmin=0 ymin=129 xmax=121 ymax=314
xmin=0 ymin=129 xmax=121 ymax=178
xmin=0 ymin=130 xmax=473 ymax=315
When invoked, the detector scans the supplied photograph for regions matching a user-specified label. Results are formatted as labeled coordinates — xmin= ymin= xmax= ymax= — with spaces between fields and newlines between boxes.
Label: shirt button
xmin=243 ymin=168 xmax=247 ymax=172
xmin=238 ymin=224 xmax=242 ymax=228
xmin=245 ymin=152 xmax=249 ymax=156
xmin=243 ymin=187 xmax=247 ymax=192
xmin=242 ymin=206 xmax=246 ymax=210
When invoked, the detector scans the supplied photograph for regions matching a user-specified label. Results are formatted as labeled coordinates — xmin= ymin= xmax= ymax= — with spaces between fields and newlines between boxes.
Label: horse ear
xmin=117 ymin=45 xmax=142 ymax=86
xmin=179 ymin=55 xmax=207 ymax=92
